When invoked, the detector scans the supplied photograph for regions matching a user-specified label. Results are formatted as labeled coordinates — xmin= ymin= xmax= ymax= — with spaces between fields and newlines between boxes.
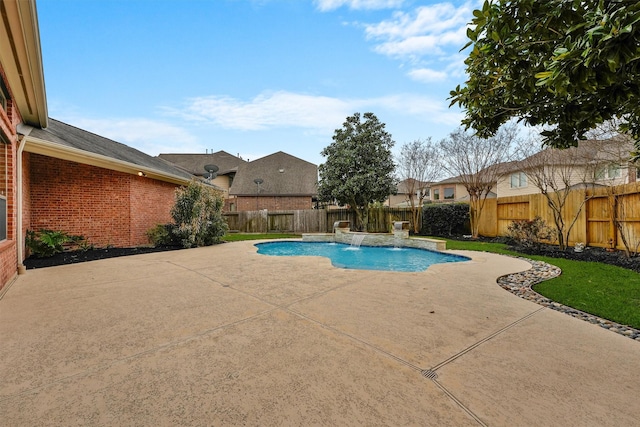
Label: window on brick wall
xmin=0 ymin=78 xmax=8 ymax=111
xmin=0 ymin=80 xmax=11 ymax=240
xmin=0 ymin=139 xmax=7 ymax=241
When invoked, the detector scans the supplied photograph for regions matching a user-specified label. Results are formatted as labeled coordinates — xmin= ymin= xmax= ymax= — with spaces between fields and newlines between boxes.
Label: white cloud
xmin=407 ymin=68 xmax=448 ymax=83
xmin=179 ymin=91 xmax=353 ymax=132
xmin=315 ymin=0 xmax=405 ymax=11
xmin=65 ymin=117 xmax=201 ymax=155
xmin=408 ymin=51 xmax=468 ymax=83
xmin=365 ymin=3 xmax=473 ymax=58
xmin=174 ymin=90 xmax=461 ymax=132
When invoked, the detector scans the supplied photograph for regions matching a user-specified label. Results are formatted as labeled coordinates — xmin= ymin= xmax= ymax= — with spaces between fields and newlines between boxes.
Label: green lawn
xmin=434 ymin=237 xmax=640 ymax=329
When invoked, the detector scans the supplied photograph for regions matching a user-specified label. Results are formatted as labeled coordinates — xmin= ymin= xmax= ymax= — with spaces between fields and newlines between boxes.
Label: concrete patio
xmin=1 ymin=240 xmax=639 ymax=426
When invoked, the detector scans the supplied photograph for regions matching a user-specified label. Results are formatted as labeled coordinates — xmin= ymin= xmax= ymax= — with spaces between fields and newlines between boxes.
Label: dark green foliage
xmin=450 ymin=0 xmax=640 ymax=160
xmin=421 ymin=204 xmax=470 ymax=236
xmin=318 ymin=112 xmax=397 ymax=231
xmin=507 ymin=216 xmax=553 ymax=249
xmin=170 ymin=181 xmax=229 ymax=248
xmin=145 ymin=223 xmax=181 ymax=246
xmin=26 ymin=229 xmax=86 ymax=258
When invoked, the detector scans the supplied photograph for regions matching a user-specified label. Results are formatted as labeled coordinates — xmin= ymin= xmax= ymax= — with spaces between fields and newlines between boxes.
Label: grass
xmin=222 ymin=233 xmax=301 ymax=242
xmin=431 ymin=237 xmax=640 ymax=329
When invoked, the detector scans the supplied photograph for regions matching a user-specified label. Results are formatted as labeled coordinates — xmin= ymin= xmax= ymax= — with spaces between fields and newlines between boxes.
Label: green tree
xmin=171 ymin=180 xmax=228 ymax=248
xmin=318 ymin=112 xmax=396 ymax=231
xmin=450 ymin=0 xmax=640 ymax=159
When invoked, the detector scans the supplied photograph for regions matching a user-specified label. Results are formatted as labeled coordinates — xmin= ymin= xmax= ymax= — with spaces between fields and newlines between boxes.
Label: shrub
xmin=26 ymin=229 xmax=81 ymax=258
xmin=146 ymin=223 xmax=180 ymax=247
xmin=507 ymin=216 xmax=553 ymax=249
xmin=421 ymin=203 xmax=470 ymax=236
xmin=170 ymin=180 xmax=229 ymax=248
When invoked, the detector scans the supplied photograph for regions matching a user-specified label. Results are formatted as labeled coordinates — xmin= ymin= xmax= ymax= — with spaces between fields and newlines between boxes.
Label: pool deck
xmin=1 ymin=240 xmax=639 ymax=426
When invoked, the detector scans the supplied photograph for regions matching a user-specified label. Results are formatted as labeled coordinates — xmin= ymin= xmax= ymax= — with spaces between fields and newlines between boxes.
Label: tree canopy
xmin=450 ymin=0 xmax=640 ymax=159
xmin=318 ymin=112 xmax=396 ymax=230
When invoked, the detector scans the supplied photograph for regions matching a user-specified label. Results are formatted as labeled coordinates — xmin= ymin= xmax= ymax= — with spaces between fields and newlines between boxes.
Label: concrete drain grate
xmin=421 ymin=369 xmax=438 ymax=380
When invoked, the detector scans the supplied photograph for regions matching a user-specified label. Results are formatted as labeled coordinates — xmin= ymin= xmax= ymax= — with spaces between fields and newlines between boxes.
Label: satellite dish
xmin=204 ymin=164 xmax=219 ymax=180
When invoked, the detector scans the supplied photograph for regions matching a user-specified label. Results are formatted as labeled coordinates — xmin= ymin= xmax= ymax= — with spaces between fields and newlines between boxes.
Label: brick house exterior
xmin=0 ymin=1 xmax=201 ymax=292
xmin=234 ymin=195 xmax=313 ymax=211
xmin=0 ymin=0 xmax=48 ymax=291
xmin=21 ymin=118 xmax=195 ymax=248
xmin=25 ymin=154 xmax=179 ymax=247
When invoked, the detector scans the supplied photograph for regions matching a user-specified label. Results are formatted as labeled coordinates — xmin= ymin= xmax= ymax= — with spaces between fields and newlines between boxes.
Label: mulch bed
xmin=450 ymin=235 xmax=640 ymax=274
xmin=23 ymin=245 xmax=185 ymax=269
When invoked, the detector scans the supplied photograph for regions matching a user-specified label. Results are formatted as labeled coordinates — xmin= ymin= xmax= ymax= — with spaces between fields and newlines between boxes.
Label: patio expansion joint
xmin=285 ymin=305 xmax=510 ymax=427
xmin=429 ymin=307 xmax=546 ymax=372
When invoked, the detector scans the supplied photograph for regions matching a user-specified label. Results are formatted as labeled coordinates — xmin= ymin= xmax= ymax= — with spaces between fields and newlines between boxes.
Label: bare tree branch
xmin=396 ymin=138 xmax=442 ymax=233
xmin=440 ymin=124 xmax=520 ymax=238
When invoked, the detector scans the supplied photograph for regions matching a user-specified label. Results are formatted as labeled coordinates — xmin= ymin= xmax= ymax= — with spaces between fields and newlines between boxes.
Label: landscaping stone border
xmin=497 ymin=256 xmax=640 ymax=342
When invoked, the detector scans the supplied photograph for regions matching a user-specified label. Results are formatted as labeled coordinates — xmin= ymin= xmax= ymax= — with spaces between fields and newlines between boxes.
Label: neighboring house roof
xmin=434 ymin=175 xmax=469 ymax=185
xmin=158 ymin=151 xmax=247 ymax=176
xmin=506 ymin=138 xmax=634 ymax=174
xmin=23 ymin=118 xmax=195 ymax=185
xmin=396 ymin=178 xmax=431 ymax=194
xmin=0 ymin=0 xmax=47 ymax=128
xmin=229 ymin=151 xmax=317 ymax=196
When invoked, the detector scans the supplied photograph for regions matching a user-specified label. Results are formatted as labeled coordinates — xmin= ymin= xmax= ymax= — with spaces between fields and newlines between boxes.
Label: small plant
xmin=68 ymin=234 xmax=93 ymax=252
xmin=26 ymin=229 xmax=73 ymax=258
xmin=507 ymin=217 xmax=553 ymax=249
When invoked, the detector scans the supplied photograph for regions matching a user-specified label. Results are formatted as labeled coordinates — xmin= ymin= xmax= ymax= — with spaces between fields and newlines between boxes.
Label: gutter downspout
xmin=16 ymin=130 xmax=28 ymax=274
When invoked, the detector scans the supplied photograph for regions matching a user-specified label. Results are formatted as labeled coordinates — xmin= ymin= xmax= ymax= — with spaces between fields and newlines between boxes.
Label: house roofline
xmin=23 ymin=134 xmax=193 ymax=185
xmin=0 ymin=0 xmax=47 ymax=128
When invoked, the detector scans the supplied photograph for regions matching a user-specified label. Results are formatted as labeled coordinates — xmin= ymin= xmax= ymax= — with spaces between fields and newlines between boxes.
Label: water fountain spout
xmin=350 ymin=233 xmax=366 ymax=248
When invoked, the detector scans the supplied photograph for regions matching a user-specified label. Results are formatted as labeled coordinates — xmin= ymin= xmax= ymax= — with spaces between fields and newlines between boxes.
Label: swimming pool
xmin=255 ymin=241 xmax=470 ymax=272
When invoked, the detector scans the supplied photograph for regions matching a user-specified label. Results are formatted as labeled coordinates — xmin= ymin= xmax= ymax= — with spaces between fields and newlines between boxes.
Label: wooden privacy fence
xmin=477 ymin=182 xmax=640 ymax=250
xmin=223 ymin=207 xmax=418 ymax=234
xmin=224 ymin=210 xmax=327 ymax=234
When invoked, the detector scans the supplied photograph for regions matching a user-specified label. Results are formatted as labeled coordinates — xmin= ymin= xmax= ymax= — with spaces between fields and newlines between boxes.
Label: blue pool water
xmin=255 ymin=241 xmax=470 ymax=272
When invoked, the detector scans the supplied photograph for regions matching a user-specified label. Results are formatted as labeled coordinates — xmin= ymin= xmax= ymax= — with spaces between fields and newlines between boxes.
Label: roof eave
xmin=0 ymin=0 xmax=48 ymax=128
xmin=24 ymin=135 xmax=192 ymax=185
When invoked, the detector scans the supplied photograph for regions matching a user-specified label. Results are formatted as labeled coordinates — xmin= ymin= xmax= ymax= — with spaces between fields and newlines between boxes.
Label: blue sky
xmin=37 ymin=0 xmax=480 ymax=166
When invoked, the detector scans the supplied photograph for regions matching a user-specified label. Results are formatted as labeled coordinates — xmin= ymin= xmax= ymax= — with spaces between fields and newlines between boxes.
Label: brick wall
xmin=0 ymin=63 xmax=22 ymax=291
xmin=130 ymin=177 xmax=177 ymax=245
xmin=234 ymin=196 xmax=312 ymax=211
xmin=0 ymin=240 xmax=17 ymax=290
xmin=28 ymin=154 xmax=181 ymax=248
